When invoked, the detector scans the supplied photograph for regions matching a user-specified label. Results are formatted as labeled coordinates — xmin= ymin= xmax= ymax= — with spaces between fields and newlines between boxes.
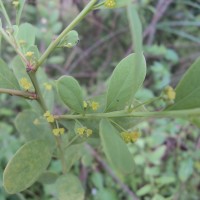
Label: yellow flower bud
xmin=76 ymin=127 xmax=86 ymax=136
xmin=83 ymin=101 xmax=88 ymax=109
xmin=53 ymin=128 xmax=60 ymax=136
xmin=165 ymin=86 xmax=176 ymax=101
xmin=91 ymin=101 xmax=99 ymax=111
xmin=104 ymin=0 xmax=116 ymax=8
xmin=86 ymin=129 xmax=93 ymax=137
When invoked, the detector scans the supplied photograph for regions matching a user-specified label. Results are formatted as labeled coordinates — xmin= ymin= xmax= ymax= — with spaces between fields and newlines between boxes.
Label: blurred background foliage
xmin=0 ymin=0 xmax=200 ymax=199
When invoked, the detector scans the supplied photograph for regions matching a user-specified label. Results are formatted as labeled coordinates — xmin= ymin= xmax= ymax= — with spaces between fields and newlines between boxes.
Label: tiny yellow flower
xmin=121 ymin=131 xmax=140 ymax=143
xmin=53 ymin=128 xmax=60 ymax=136
xmin=83 ymin=101 xmax=88 ymax=109
xmin=47 ymin=115 xmax=54 ymax=123
xmin=43 ymin=83 xmax=52 ymax=91
xmin=165 ymin=86 xmax=176 ymax=101
xmin=44 ymin=111 xmax=54 ymax=123
xmin=130 ymin=131 xmax=140 ymax=142
xmin=25 ymin=51 xmax=34 ymax=57
xmin=19 ymin=78 xmax=32 ymax=90
xmin=12 ymin=0 xmax=19 ymax=7
xmin=59 ymin=128 xmax=65 ymax=135
xmin=86 ymin=129 xmax=93 ymax=137
xmin=121 ymin=132 xmax=131 ymax=143
xmin=91 ymin=101 xmax=99 ymax=111
xmin=104 ymin=0 xmax=116 ymax=8
xmin=76 ymin=127 xmax=86 ymax=136
xmin=43 ymin=111 xmax=51 ymax=117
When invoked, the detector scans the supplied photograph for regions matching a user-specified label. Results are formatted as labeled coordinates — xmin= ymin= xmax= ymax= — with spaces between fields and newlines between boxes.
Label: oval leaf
xmin=38 ymin=171 xmax=58 ymax=185
xmin=3 ymin=139 xmax=52 ymax=194
xmin=0 ymin=59 xmax=19 ymax=89
xmin=99 ymin=119 xmax=135 ymax=174
xmin=16 ymin=23 xmax=36 ymax=51
xmin=106 ymin=53 xmax=146 ymax=111
xmin=167 ymin=57 xmax=200 ymax=110
xmin=15 ymin=110 xmax=55 ymax=147
xmin=58 ymin=30 xmax=79 ymax=48
xmin=56 ymin=174 xmax=84 ymax=200
xmin=56 ymin=76 xmax=84 ymax=113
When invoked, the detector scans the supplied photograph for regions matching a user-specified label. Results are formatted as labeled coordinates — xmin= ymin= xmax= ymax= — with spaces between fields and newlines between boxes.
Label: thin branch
xmin=0 ymin=88 xmax=37 ymax=99
xmin=0 ymin=0 xmax=12 ymax=27
xmin=143 ymin=0 xmax=174 ymax=45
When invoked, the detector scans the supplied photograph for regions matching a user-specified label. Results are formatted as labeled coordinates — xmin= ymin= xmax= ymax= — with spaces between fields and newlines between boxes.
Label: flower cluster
xmin=164 ymin=86 xmax=176 ymax=101
xmin=121 ymin=131 xmax=140 ymax=143
xmin=104 ymin=0 xmax=116 ymax=8
xmin=52 ymin=128 xmax=65 ymax=136
xmin=162 ymin=86 xmax=176 ymax=105
xmin=83 ymin=101 xmax=100 ymax=111
xmin=19 ymin=78 xmax=32 ymax=90
xmin=76 ymin=127 xmax=93 ymax=137
xmin=43 ymin=111 xmax=54 ymax=123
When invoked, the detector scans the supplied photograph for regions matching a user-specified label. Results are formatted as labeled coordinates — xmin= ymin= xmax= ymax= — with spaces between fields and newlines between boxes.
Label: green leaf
xmin=64 ymin=144 xmax=84 ymax=172
xmin=106 ymin=53 xmax=146 ymax=111
xmin=16 ymin=0 xmax=26 ymax=25
xmin=136 ymin=184 xmax=152 ymax=196
xmin=152 ymin=194 xmax=166 ymax=200
xmin=99 ymin=119 xmax=135 ymax=174
xmin=91 ymin=172 xmax=104 ymax=190
xmin=95 ymin=189 xmax=118 ymax=200
xmin=178 ymin=158 xmax=193 ymax=182
xmin=56 ymin=76 xmax=84 ymax=113
xmin=16 ymin=23 xmax=36 ymax=51
xmin=38 ymin=171 xmax=58 ymax=185
xmin=56 ymin=174 xmax=84 ymax=200
xmin=155 ymin=176 xmax=176 ymax=186
xmin=127 ymin=4 xmax=142 ymax=54
xmin=167 ymin=57 xmax=200 ymax=110
xmin=14 ymin=110 xmax=55 ymax=147
xmin=3 ymin=139 xmax=52 ymax=194
xmin=190 ymin=117 xmax=200 ymax=128
xmin=58 ymin=30 xmax=79 ymax=48
xmin=147 ymin=145 xmax=166 ymax=165
xmin=0 ymin=59 xmax=19 ymax=89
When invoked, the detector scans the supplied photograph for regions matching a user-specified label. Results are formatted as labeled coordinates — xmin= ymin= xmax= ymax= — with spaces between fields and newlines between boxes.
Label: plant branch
xmin=36 ymin=0 xmax=97 ymax=70
xmin=143 ymin=0 xmax=174 ymax=45
xmin=0 ymin=88 xmax=37 ymax=99
xmin=28 ymin=72 xmax=48 ymax=111
xmin=0 ymin=0 xmax=12 ymax=27
xmin=0 ymin=26 xmax=28 ymax=64
xmin=54 ymin=108 xmax=200 ymax=120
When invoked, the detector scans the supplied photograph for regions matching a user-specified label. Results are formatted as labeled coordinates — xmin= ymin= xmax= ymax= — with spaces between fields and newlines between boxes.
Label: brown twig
xmin=143 ymin=0 xmax=174 ymax=45
xmin=85 ymin=144 xmax=139 ymax=200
